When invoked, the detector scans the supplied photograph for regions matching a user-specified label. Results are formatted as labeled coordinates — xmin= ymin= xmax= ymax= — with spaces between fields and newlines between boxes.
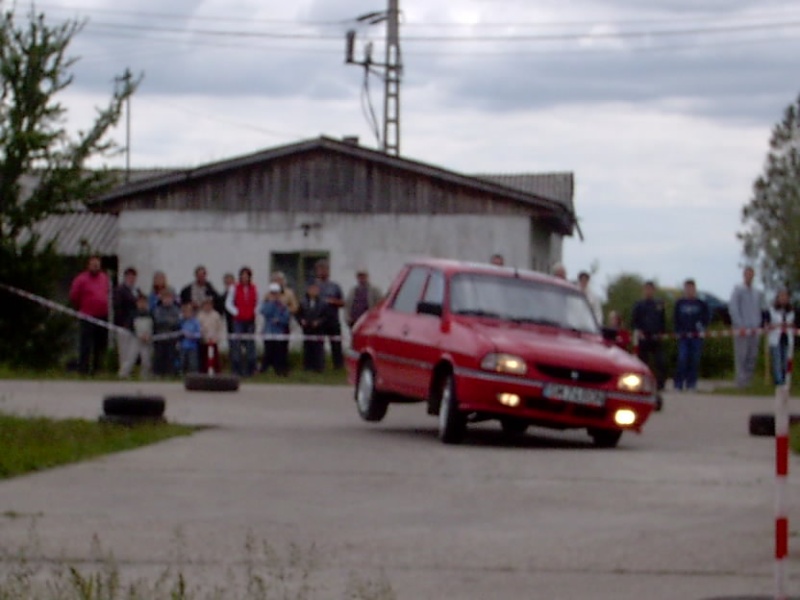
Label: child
xmin=152 ymin=288 xmax=181 ymax=376
xmin=298 ymin=281 xmax=326 ymax=372
xmin=197 ymin=295 xmax=224 ymax=374
xmin=607 ymin=310 xmax=631 ymax=353
xmin=259 ymin=282 xmax=291 ymax=375
xmin=768 ymin=288 xmax=795 ymax=386
xmin=180 ymin=301 xmax=202 ymax=375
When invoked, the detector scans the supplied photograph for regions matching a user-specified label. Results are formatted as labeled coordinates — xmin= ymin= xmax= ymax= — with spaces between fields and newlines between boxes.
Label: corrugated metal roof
xmin=92 ymin=137 xmax=576 ymax=226
xmin=30 ymin=212 xmax=118 ymax=256
xmin=473 ymin=173 xmax=574 ymax=212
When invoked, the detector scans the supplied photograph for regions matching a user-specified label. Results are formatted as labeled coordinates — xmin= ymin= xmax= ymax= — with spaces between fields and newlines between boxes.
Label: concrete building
xmin=90 ymin=136 xmax=577 ymax=298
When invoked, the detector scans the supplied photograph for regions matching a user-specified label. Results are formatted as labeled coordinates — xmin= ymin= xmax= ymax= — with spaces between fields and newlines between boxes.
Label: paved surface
xmin=0 ymin=379 xmax=797 ymax=599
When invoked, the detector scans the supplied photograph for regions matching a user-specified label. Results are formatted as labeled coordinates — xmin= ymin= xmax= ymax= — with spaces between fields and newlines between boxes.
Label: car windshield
xmin=449 ymin=273 xmax=600 ymax=334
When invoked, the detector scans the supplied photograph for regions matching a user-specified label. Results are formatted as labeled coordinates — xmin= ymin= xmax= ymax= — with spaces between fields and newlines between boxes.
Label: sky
xmin=11 ymin=0 xmax=800 ymax=300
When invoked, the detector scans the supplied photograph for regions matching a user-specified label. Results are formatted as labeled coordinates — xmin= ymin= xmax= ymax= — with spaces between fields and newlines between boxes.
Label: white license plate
xmin=543 ymin=383 xmax=606 ymax=406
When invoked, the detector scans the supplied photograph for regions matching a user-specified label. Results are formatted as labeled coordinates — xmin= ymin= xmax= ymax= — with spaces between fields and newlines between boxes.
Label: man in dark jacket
xmin=180 ymin=265 xmax=222 ymax=313
xmin=632 ymin=280 xmax=667 ymax=395
xmin=113 ymin=266 xmax=142 ymax=378
xmin=673 ymin=279 xmax=710 ymax=391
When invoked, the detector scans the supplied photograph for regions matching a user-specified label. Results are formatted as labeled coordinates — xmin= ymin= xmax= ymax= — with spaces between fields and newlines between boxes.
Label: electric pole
xmin=345 ymin=0 xmax=403 ymax=156
xmin=383 ymin=0 xmax=401 ymax=156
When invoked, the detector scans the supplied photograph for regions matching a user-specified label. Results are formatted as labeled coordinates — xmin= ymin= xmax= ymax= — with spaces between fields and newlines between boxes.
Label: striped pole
xmin=775 ymin=353 xmax=792 ymax=600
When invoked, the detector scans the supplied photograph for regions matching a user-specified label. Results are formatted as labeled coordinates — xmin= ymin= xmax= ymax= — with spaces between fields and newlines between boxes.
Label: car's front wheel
xmin=588 ymin=428 xmax=623 ymax=448
xmin=356 ymin=360 xmax=388 ymax=422
xmin=438 ymin=374 xmax=466 ymax=444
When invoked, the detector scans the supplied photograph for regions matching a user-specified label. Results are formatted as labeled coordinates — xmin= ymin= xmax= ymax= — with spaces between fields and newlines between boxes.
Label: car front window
xmin=450 ymin=273 xmax=599 ymax=334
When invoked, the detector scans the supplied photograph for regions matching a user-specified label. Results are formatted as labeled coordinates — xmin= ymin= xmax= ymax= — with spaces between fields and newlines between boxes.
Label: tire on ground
xmin=588 ymin=427 xmax=623 ymax=448
xmin=98 ymin=414 xmax=166 ymax=427
xmin=748 ymin=413 xmax=800 ymax=437
xmin=103 ymin=395 xmax=166 ymax=418
xmin=184 ymin=373 xmax=240 ymax=392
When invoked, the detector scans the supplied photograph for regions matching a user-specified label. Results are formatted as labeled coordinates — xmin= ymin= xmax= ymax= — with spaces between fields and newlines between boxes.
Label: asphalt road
xmin=0 ymin=379 xmax=796 ymax=599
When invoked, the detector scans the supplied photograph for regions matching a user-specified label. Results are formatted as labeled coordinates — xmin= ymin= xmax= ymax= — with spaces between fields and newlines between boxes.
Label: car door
xmin=401 ymin=268 xmax=447 ymax=398
xmin=371 ymin=266 xmax=430 ymax=397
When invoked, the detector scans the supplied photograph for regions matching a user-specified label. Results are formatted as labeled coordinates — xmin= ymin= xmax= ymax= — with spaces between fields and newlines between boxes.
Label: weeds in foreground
xmin=0 ymin=528 xmax=396 ymax=600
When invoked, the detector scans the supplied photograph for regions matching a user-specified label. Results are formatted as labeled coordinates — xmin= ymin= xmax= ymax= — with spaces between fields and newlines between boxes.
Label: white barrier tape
xmin=0 ymin=281 xmax=131 ymax=336
xmin=0 ymin=283 xmax=344 ymax=343
xmin=636 ymin=324 xmax=796 ymax=342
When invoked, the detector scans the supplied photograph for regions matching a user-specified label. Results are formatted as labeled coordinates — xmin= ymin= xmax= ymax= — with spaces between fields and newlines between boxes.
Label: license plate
xmin=543 ymin=383 xmax=606 ymax=406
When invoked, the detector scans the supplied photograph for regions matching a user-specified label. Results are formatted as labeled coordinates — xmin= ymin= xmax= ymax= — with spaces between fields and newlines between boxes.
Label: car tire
xmin=438 ymin=374 xmax=466 ymax=444
xmin=102 ymin=395 xmax=166 ymax=418
xmin=355 ymin=360 xmax=389 ymax=422
xmin=184 ymin=373 xmax=240 ymax=392
xmin=500 ymin=418 xmax=528 ymax=437
xmin=588 ymin=428 xmax=623 ymax=448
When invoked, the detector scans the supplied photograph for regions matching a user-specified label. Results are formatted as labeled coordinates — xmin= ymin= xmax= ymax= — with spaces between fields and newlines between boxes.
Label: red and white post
xmin=775 ymin=354 xmax=792 ymax=600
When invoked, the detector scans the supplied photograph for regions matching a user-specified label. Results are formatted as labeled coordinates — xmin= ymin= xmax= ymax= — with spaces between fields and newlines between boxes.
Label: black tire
xmin=500 ymin=418 xmax=528 ymax=437
xmin=355 ymin=360 xmax=389 ymax=422
xmin=748 ymin=413 xmax=800 ymax=437
xmin=184 ymin=373 xmax=240 ymax=392
xmin=103 ymin=395 xmax=166 ymax=418
xmin=438 ymin=374 xmax=466 ymax=444
xmin=588 ymin=428 xmax=623 ymax=448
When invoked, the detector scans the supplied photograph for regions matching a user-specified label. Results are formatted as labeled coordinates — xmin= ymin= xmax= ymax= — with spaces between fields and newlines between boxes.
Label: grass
xmin=705 ymin=377 xmax=800 ymax=397
xmin=0 ymin=530 xmax=397 ymax=599
xmin=0 ymin=413 xmax=194 ymax=480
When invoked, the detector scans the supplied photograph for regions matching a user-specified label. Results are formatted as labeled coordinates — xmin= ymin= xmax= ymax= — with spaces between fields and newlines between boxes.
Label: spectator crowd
xmin=68 ymin=257 xmax=383 ymax=379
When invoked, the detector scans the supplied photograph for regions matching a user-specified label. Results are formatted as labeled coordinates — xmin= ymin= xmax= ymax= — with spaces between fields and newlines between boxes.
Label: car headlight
xmin=617 ymin=373 xmax=652 ymax=393
xmin=481 ymin=353 xmax=528 ymax=375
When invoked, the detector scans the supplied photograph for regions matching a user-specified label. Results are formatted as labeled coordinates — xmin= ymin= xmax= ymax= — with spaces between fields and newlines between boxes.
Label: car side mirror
xmin=417 ymin=301 xmax=443 ymax=317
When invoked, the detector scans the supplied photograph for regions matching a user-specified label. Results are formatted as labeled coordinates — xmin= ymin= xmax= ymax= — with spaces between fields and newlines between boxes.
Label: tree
xmin=740 ymin=93 xmax=800 ymax=291
xmin=604 ymin=272 xmax=647 ymax=325
xmin=0 ymin=10 xmax=139 ymax=368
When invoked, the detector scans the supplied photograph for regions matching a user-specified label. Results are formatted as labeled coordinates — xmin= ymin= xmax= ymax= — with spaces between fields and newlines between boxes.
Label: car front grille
xmin=524 ymin=396 xmax=607 ymax=420
xmin=535 ymin=363 xmax=613 ymax=385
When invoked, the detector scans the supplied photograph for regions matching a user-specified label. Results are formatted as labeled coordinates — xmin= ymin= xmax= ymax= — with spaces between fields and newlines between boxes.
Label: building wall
xmin=118 ymin=210 xmax=548 ymax=297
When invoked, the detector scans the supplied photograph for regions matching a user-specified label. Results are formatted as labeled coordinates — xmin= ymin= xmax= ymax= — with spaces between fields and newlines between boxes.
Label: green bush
xmin=0 ymin=240 xmax=73 ymax=370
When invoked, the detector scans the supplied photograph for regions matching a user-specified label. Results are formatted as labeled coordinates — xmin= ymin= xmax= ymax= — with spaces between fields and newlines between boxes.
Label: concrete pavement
xmin=0 ymin=379 xmax=797 ymax=599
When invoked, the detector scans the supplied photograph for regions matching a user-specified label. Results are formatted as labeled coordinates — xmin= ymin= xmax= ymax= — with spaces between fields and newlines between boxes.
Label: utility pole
xmin=115 ymin=68 xmax=133 ymax=182
xmin=345 ymin=0 xmax=403 ymax=156
xmin=383 ymin=0 xmax=401 ymax=156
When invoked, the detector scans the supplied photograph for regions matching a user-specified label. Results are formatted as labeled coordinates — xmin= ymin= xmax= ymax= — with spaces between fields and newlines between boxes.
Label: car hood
xmin=465 ymin=321 xmax=647 ymax=373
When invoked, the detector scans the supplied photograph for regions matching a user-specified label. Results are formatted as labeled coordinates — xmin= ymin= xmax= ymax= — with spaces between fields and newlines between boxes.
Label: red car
xmin=346 ymin=259 xmax=657 ymax=447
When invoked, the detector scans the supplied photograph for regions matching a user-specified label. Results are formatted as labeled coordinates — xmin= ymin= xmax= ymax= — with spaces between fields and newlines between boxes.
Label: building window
xmin=271 ymin=251 xmax=330 ymax=297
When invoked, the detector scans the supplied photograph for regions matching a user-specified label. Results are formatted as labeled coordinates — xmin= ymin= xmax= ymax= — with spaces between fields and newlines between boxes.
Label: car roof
xmin=405 ymin=258 xmax=577 ymax=289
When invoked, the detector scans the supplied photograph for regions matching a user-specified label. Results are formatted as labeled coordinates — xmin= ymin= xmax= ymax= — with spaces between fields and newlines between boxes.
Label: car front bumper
xmin=453 ymin=366 xmax=655 ymax=432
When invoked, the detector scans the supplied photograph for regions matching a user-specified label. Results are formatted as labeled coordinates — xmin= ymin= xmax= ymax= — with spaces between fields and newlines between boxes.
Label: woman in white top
xmin=768 ymin=288 xmax=795 ymax=385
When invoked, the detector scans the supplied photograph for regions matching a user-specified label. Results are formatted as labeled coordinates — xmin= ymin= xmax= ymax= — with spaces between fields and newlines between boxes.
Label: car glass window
xmin=391 ymin=267 xmax=429 ymax=314
xmin=422 ymin=270 xmax=445 ymax=305
xmin=450 ymin=273 xmax=599 ymax=333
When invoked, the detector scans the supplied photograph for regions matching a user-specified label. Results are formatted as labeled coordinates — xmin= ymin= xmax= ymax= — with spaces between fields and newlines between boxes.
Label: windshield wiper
xmin=509 ymin=316 xmax=562 ymax=327
xmin=454 ymin=309 xmax=505 ymax=318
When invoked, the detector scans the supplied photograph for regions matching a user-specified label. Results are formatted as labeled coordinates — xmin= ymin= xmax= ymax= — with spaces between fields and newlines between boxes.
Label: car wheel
xmin=588 ymin=428 xmax=623 ymax=448
xmin=356 ymin=360 xmax=389 ymax=422
xmin=500 ymin=418 xmax=528 ymax=437
xmin=438 ymin=374 xmax=466 ymax=444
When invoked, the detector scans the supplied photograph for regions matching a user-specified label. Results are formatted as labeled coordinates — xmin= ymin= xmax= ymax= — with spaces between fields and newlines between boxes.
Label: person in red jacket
xmin=225 ymin=266 xmax=258 ymax=376
xmin=69 ymin=255 xmax=111 ymax=375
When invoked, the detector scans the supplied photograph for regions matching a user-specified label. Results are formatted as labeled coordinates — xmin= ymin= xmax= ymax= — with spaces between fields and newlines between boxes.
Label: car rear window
xmin=391 ymin=267 xmax=429 ymax=314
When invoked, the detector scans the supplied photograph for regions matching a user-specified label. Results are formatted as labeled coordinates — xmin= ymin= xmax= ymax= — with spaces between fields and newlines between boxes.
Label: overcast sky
xmin=15 ymin=0 xmax=800 ymax=301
